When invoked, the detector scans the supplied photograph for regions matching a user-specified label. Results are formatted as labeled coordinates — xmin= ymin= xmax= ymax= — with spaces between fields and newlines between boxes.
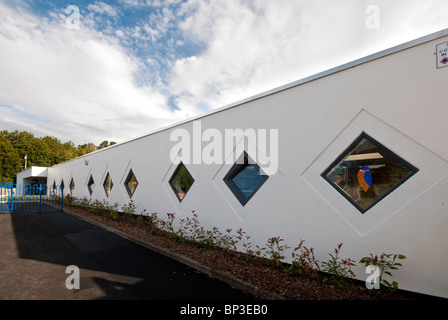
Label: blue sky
xmin=1 ymin=0 xmax=448 ymax=145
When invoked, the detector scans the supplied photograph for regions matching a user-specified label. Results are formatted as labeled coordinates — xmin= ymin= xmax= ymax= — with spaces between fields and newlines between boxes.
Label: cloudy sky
xmin=1 ymin=0 xmax=447 ymax=146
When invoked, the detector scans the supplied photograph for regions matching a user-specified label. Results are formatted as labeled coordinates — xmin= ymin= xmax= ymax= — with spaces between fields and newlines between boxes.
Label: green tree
xmin=42 ymin=136 xmax=78 ymax=165
xmin=98 ymin=140 xmax=117 ymax=149
xmin=0 ymin=136 xmax=21 ymax=183
xmin=62 ymin=141 xmax=79 ymax=160
xmin=1 ymin=130 xmax=52 ymax=168
xmin=77 ymin=143 xmax=97 ymax=156
xmin=0 ymin=130 xmax=116 ymax=181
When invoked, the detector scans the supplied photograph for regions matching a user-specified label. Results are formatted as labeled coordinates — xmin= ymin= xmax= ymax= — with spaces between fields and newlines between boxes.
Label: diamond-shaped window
xmin=321 ymin=132 xmax=418 ymax=213
xmin=103 ymin=173 xmax=113 ymax=197
xmin=169 ymin=162 xmax=194 ymax=202
xmin=87 ymin=175 xmax=95 ymax=196
xmin=224 ymin=152 xmax=269 ymax=206
xmin=69 ymin=178 xmax=75 ymax=195
xmin=124 ymin=169 xmax=138 ymax=198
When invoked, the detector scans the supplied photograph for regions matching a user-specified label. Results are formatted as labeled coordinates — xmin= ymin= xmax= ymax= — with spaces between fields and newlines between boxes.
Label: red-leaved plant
xmin=287 ymin=239 xmax=320 ymax=276
xmin=359 ymin=253 xmax=406 ymax=291
xmin=321 ymin=243 xmax=356 ymax=287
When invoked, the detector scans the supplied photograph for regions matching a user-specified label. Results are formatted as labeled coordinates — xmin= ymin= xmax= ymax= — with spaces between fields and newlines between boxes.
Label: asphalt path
xmin=0 ymin=210 xmax=255 ymax=301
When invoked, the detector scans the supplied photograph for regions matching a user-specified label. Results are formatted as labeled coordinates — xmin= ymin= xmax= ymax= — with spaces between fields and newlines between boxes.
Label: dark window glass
xmin=125 ymin=170 xmax=138 ymax=198
xmin=87 ymin=175 xmax=95 ymax=196
xmin=103 ymin=173 xmax=113 ymax=197
xmin=224 ymin=152 xmax=268 ymax=206
xmin=69 ymin=178 xmax=75 ymax=195
xmin=169 ymin=162 xmax=194 ymax=202
xmin=322 ymin=132 xmax=418 ymax=212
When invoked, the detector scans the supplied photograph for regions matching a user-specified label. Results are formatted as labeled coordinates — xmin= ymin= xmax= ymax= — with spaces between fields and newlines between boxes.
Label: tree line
xmin=0 ymin=130 xmax=116 ymax=183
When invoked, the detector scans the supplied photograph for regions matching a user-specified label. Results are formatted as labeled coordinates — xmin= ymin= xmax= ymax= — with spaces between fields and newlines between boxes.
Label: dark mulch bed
xmin=64 ymin=205 xmax=442 ymax=301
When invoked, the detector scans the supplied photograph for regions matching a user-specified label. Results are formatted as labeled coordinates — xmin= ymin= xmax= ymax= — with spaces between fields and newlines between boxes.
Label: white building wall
xmin=16 ymin=166 xmax=48 ymax=185
xmin=48 ymin=30 xmax=448 ymax=298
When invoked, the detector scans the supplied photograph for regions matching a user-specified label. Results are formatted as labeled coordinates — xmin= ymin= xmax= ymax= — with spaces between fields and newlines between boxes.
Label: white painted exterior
xmin=16 ymin=166 xmax=48 ymax=185
xmin=46 ymin=30 xmax=448 ymax=298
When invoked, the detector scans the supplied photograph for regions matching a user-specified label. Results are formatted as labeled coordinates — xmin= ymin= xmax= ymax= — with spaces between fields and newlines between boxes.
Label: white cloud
xmin=87 ymin=2 xmax=119 ymax=17
xmin=170 ymin=0 xmax=448 ymax=112
xmin=1 ymin=0 xmax=448 ymax=146
xmin=0 ymin=2 xmax=184 ymax=145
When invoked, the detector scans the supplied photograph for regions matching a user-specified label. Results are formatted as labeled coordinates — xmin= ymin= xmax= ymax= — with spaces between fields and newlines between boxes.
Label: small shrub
xmin=121 ymin=200 xmax=136 ymax=214
xmin=160 ymin=212 xmax=176 ymax=234
xmin=121 ymin=200 xmax=137 ymax=221
xmin=75 ymin=196 xmax=92 ymax=210
xmin=359 ymin=253 xmax=406 ymax=291
xmin=321 ymin=243 xmax=356 ymax=287
xmin=236 ymin=228 xmax=254 ymax=263
xmin=90 ymin=199 xmax=104 ymax=215
xmin=265 ymin=236 xmax=290 ymax=266
xmin=104 ymin=201 xmax=119 ymax=220
xmin=134 ymin=209 xmax=148 ymax=224
xmin=64 ymin=194 xmax=75 ymax=206
xmin=287 ymin=239 xmax=320 ymax=276
xmin=221 ymin=228 xmax=238 ymax=252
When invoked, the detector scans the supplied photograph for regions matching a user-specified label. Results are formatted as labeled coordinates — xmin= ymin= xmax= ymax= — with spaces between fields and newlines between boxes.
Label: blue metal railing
xmin=0 ymin=183 xmax=63 ymax=213
xmin=0 ymin=182 xmax=14 ymax=212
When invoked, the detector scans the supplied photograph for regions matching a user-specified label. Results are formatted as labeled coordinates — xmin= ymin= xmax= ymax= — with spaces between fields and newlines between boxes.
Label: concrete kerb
xmin=63 ymin=208 xmax=283 ymax=300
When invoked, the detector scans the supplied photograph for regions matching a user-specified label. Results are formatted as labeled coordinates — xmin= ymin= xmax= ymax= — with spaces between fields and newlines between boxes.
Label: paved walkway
xmin=0 ymin=210 xmax=256 ymax=300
